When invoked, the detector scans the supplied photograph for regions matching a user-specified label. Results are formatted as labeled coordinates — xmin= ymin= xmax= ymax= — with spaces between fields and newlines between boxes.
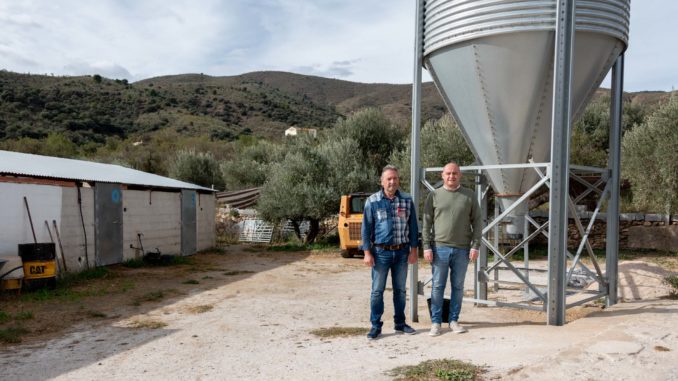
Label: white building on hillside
xmin=284 ymin=126 xmax=317 ymax=138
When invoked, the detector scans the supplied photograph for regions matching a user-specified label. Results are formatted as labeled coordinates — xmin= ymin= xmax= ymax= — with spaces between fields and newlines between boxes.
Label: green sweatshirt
xmin=422 ymin=186 xmax=481 ymax=250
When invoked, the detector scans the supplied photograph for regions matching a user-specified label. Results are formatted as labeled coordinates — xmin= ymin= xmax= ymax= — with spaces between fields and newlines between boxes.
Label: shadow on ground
xmin=0 ymin=243 xmax=313 ymax=380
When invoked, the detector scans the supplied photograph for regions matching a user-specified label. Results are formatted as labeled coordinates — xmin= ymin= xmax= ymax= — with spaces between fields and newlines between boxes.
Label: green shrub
xmin=0 ymin=327 xmax=28 ymax=344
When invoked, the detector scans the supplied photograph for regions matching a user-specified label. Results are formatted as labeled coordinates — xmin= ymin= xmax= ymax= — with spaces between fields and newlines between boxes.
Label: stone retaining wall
xmin=529 ymin=211 xmax=678 ymax=251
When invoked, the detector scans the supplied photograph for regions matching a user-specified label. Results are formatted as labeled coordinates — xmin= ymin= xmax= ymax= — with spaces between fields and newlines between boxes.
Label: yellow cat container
xmin=18 ymin=243 xmax=57 ymax=290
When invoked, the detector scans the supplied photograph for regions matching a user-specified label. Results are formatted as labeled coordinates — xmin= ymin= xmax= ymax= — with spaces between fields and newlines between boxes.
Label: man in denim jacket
xmin=361 ymin=165 xmax=419 ymax=340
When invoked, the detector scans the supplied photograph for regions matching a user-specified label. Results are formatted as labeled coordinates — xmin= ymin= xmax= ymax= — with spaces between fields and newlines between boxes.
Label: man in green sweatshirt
xmin=422 ymin=162 xmax=481 ymax=336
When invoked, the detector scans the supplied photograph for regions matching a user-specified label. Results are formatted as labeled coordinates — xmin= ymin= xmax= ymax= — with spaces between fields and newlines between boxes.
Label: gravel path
xmin=1 ymin=252 xmax=676 ymax=380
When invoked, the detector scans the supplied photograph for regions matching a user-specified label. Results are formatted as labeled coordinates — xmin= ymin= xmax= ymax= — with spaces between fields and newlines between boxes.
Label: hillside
xmin=0 ymin=70 xmax=447 ymax=145
xmin=0 ymin=69 xmax=673 ymax=147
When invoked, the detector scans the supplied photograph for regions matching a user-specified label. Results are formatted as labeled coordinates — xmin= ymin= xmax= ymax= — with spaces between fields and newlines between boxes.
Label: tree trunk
xmin=666 ymin=202 xmax=673 ymax=225
xmin=304 ymin=219 xmax=320 ymax=244
xmin=291 ymin=220 xmax=302 ymax=241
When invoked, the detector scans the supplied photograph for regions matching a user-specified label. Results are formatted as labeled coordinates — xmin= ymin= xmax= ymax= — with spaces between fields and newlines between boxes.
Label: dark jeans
xmin=370 ymin=246 xmax=409 ymax=329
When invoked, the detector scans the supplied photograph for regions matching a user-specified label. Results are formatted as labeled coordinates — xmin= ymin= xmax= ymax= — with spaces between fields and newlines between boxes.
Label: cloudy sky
xmin=0 ymin=1 xmax=674 ymax=91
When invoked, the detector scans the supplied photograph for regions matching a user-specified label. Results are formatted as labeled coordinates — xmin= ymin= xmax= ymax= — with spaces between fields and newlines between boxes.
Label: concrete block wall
xmin=122 ymin=190 xmax=181 ymax=260
xmin=0 ymin=183 xmax=63 ymax=278
xmin=196 ymin=193 xmax=216 ymax=251
xmin=59 ymin=187 xmax=96 ymax=272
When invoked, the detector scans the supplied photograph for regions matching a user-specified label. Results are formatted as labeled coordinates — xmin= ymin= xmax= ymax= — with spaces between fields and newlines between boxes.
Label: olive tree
xmin=255 ymin=109 xmax=405 ymax=243
xmin=220 ymin=140 xmax=285 ymax=190
xmin=257 ymin=146 xmax=333 ymax=243
xmin=571 ymin=98 xmax=611 ymax=166
xmin=315 ymin=137 xmax=377 ymax=195
xmin=390 ymin=114 xmax=475 ymax=190
xmin=327 ymin=107 xmax=406 ymax=174
xmin=168 ymin=149 xmax=224 ymax=190
xmin=257 ymin=136 xmax=375 ymax=244
xmin=621 ymin=96 xmax=678 ymax=217
xmin=571 ymin=95 xmax=647 ymax=167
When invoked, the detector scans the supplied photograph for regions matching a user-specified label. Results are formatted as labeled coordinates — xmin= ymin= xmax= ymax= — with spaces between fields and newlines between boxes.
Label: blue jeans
xmin=370 ymin=246 xmax=409 ymax=329
xmin=430 ymin=246 xmax=469 ymax=324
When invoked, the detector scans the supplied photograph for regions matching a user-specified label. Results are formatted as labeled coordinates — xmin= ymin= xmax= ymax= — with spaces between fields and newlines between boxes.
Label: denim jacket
xmin=361 ymin=189 xmax=419 ymax=251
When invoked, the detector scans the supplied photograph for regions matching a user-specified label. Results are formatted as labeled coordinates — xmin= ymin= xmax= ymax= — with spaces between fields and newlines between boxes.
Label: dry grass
xmin=131 ymin=289 xmax=178 ymax=306
xmin=188 ymin=305 xmax=214 ymax=314
xmin=0 ymin=247 xmax=245 ymax=348
xmin=128 ymin=319 xmax=167 ymax=329
xmin=309 ymin=327 xmax=367 ymax=338
xmin=664 ymin=275 xmax=678 ymax=299
xmin=387 ymin=359 xmax=485 ymax=381
xmin=87 ymin=310 xmax=107 ymax=318
xmin=223 ymin=270 xmax=255 ymax=276
xmin=647 ymin=255 xmax=678 ymax=272
xmin=565 ymin=304 xmax=604 ymax=322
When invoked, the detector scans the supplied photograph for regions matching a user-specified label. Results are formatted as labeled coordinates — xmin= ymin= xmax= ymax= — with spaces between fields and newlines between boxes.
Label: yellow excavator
xmin=337 ymin=193 xmax=370 ymax=258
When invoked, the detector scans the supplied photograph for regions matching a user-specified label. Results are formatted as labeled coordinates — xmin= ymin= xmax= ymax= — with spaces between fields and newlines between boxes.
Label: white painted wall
xmin=0 ymin=183 xmax=63 ymax=278
xmin=59 ymin=186 xmax=95 ymax=272
xmin=196 ymin=193 xmax=216 ymax=251
xmin=122 ymin=190 xmax=181 ymax=260
xmin=0 ymin=183 xmax=214 ymax=277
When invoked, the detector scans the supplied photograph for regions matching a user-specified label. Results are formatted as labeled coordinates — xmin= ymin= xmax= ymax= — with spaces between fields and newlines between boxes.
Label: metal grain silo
xmin=409 ymin=0 xmax=630 ymax=326
xmin=423 ymin=0 xmax=629 ymax=233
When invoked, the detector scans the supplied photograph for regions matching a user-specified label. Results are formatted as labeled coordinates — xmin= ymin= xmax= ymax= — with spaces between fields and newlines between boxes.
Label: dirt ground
xmin=1 ymin=245 xmax=677 ymax=380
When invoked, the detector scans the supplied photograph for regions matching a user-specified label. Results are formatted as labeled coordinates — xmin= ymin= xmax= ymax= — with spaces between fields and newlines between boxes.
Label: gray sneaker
xmin=429 ymin=323 xmax=442 ymax=336
xmin=449 ymin=321 xmax=467 ymax=334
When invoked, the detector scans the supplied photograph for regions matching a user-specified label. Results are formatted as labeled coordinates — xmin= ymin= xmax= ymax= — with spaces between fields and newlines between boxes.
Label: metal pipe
xmin=484 ymin=221 xmax=547 ymax=273
xmin=523 ymin=213 xmax=530 ymax=283
xmin=547 ymin=0 xmax=576 ymax=326
xmin=489 ymin=266 xmax=548 ymax=273
xmin=23 ymin=196 xmax=38 ymax=244
xmin=463 ymin=298 xmax=545 ymax=311
xmin=77 ymin=183 xmax=90 ymax=269
xmin=408 ymin=0 xmax=425 ymax=323
xmin=493 ymin=204 xmax=499 ymax=292
xmin=45 ymin=220 xmax=54 ymax=243
xmin=477 ymin=169 xmax=488 ymax=302
xmin=606 ymin=54 xmax=624 ymax=307
xmin=482 ymin=175 xmax=549 ymax=235
xmin=569 ymin=165 xmax=609 ymax=174
xmin=482 ymin=237 xmax=546 ymax=301
xmin=425 ymin=162 xmax=550 ymax=172
xmin=566 ymin=293 xmax=607 ymax=308
xmin=43 ymin=221 xmax=62 ymax=275
xmin=566 ymin=183 xmax=610 ymax=285
xmin=53 ymin=220 xmax=68 ymax=272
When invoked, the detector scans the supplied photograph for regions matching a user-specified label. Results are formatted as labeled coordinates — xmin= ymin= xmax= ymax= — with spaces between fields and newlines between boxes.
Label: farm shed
xmin=0 ymin=150 xmax=215 ymax=279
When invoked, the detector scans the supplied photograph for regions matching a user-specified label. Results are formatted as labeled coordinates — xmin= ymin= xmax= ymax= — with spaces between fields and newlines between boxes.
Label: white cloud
xmin=243 ymin=0 xmax=416 ymax=83
xmin=63 ymin=61 xmax=132 ymax=79
xmin=0 ymin=0 xmax=674 ymax=90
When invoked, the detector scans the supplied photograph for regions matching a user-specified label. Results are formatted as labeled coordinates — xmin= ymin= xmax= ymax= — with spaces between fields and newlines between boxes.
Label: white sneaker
xmin=449 ymin=321 xmax=467 ymax=334
xmin=429 ymin=323 xmax=442 ymax=336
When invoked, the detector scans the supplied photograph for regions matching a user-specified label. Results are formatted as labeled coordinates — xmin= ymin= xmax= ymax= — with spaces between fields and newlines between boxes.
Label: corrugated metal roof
xmin=0 ymin=150 xmax=213 ymax=192
xmin=215 ymin=187 xmax=260 ymax=208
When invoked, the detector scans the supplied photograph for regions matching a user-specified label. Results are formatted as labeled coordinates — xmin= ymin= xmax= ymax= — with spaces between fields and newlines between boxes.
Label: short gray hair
xmin=381 ymin=164 xmax=399 ymax=179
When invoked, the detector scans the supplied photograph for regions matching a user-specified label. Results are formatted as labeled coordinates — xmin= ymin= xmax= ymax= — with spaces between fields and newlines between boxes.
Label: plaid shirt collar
xmin=377 ymin=188 xmax=401 ymax=201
